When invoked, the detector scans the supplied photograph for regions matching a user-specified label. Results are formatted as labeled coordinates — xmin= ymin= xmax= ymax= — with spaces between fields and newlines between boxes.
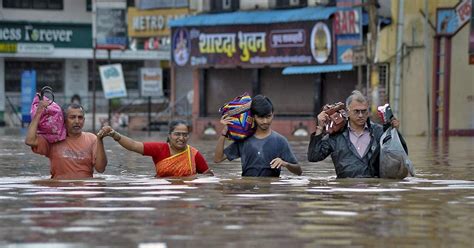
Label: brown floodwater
xmin=0 ymin=128 xmax=473 ymax=247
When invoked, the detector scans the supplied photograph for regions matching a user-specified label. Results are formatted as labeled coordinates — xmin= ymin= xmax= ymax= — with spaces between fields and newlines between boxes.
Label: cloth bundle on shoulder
xmin=219 ymin=93 xmax=256 ymax=141
xmin=30 ymin=87 xmax=66 ymax=143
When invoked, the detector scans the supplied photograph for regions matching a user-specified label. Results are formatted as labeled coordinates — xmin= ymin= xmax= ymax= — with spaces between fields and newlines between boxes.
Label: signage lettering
xmin=133 ymin=15 xmax=165 ymax=31
xmin=456 ymin=0 xmax=472 ymax=25
xmin=238 ymin=32 xmax=266 ymax=62
xmin=0 ymin=28 xmax=22 ymax=41
xmin=334 ymin=10 xmax=360 ymax=35
xmin=132 ymin=14 xmax=187 ymax=32
xmin=24 ymin=26 xmax=73 ymax=42
xmin=172 ymin=21 xmax=335 ymax=67
xmin=270 ymin=29 xmax=305 ymax=48
xmin=199 ymin=33 xmax=236 ymax=57
xmin=128 ymin=8 xmax=189 ymax=37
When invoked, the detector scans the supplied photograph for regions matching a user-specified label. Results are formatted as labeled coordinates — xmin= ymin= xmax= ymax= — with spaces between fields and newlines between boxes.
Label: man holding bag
xmin=307 ymin=90 xmax=399 ymax=178
xmin=214 ymin=95 xmax=302 ymax=177
xmin=25 ymin=101 xmax=108 ymax=179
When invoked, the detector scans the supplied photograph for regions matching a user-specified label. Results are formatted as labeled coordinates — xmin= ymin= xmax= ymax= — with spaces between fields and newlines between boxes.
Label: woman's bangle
xmin=111 ymin=131 xmax=121 ymax=141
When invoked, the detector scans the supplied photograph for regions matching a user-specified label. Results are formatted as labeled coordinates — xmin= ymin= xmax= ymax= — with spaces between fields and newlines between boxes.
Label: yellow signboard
xmin=0 ymin=43 xmax=17 ymax=53
xmin=127 ymin=7 xmax=189 ymax=38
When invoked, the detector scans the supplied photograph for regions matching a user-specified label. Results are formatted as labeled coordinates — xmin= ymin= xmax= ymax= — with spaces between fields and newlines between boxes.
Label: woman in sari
xmin=97 ymin=120 xmax=213 ymax=177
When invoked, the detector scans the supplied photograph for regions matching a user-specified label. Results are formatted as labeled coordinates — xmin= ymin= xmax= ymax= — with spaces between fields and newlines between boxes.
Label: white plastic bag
xmin=379 ymin=127 xmax=415 ymax=179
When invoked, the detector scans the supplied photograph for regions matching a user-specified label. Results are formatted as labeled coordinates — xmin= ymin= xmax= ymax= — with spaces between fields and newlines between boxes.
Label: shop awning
xmin=282 ymin=64 xmax=354 ymax=75
xmin=169 ymin=7 xmax=340 ymax=27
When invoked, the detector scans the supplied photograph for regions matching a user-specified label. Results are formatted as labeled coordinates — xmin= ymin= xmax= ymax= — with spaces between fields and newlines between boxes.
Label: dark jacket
xmin=307 ymin=120 xmax=384 ymax=178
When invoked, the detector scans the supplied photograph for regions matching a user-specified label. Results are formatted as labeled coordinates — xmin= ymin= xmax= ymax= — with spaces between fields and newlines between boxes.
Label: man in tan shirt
xmin=25 ymin=101 xmax=107 ymax=179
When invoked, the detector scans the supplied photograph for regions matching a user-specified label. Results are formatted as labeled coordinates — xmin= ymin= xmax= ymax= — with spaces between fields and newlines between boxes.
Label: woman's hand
xmin=97 ymin=125 xmax=115 ymax=139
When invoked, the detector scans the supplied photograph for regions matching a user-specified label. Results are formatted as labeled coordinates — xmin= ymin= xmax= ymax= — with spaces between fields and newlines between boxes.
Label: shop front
xmin=170 ymin=7 xmax=361 ymax=138
xmin=0 ymin=21 xmax=169 ymax=126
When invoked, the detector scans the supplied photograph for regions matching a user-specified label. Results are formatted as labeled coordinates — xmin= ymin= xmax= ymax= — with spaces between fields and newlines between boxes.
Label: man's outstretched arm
xmin=25 ymin=100 xmax=49 ymax=147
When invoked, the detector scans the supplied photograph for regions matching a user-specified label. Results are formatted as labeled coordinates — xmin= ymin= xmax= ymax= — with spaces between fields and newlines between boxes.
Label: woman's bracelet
xmin=110 ymin=130 xmax=121 ymax=141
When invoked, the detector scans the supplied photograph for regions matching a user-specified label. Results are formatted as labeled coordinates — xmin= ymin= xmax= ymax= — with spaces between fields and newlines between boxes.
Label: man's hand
xmin=270 ymin=157 xmax=287 ymax=169
xmin=220 ymin=115 xmax=232 ymax=136
xmin=316 ymin=111 xmax=329 ymax=127
xmin=314 ymin=111 xmax=329 ymax=135
xmin=391 ymin=119 xmax=400 ymax=129
xmin=36 ymin=100 xmax=50 ymax=115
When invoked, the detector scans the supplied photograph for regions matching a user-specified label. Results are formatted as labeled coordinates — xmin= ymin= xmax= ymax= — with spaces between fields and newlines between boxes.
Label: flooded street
xmin=0 ymin=128 xmax=473 ymax=247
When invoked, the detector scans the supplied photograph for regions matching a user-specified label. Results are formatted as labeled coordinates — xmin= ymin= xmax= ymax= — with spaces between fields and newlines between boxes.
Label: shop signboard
xmin=469 ymin=0 xmax=474 ymax=64
xmin=96 ymin=7 xmax=128 ymax=49
xmin=99 ymin=64 xmax=127 ymax=99
xmin=0 ymin=43 xmax=17 ymax=53
xmin=17 ymin=43 xmax=54 ymax=54
xmin=139 ymin=68 xmax=163 ymax=97
xmin=21 ymin=70 xmax=36 ymax=123
xmin=436 ymin=0 xmax=472 ymax=35
xmin=127 ymin=7 xmax=189 ymax=38
xmin=171 ymin=21 xmax=334 ymax=67
xmin=334 ymin=8 xmax=363 ymax=64
xmin=0 ymin=21 xmax=91 ymax=48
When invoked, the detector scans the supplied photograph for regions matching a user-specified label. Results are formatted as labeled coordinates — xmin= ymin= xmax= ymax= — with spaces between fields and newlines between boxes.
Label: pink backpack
xmin=30 ymin=88 xmax=66 ymax=143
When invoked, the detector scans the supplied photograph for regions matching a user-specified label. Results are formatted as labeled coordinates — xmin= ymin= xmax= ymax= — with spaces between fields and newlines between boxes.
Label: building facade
xmin=377 ymin=0 xmax=474 ymax=137
xmin=0 ymin=0 xmax=169 ymax=128
xmin=170 ymin=0 xmax=368 ymax=138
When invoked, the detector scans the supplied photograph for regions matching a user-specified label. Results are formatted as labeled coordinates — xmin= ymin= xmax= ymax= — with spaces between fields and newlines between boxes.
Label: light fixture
xmin=203 ymin=122 xmax=216 ymax=136
xmin=292 ymin=122 xmax=308 ymax=137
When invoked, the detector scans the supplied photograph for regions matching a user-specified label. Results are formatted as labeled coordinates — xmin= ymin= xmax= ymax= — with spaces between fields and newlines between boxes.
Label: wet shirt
xmin=143 ymin=142 xmax=209 ymax=173
xmin=224 ymin=131 xmax=298 ymax=177
xmin=307 ymin=121 xmax=384 ymax=178
xmin=348 ymin=123 xmax=371 ymax=158
xmin=32 ymin=132 xmax=97 ymax=179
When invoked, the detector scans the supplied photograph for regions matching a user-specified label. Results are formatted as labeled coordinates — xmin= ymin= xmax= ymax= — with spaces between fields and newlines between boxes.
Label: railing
xmin=3 ymin=89 xmax=197 ymax=129
xmin=5 ymin=95 xmax=22 ymax=126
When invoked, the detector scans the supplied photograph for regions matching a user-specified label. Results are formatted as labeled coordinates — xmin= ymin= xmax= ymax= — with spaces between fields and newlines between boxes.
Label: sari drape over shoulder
xmin=155 ymin=145 xmax=197 ymax=177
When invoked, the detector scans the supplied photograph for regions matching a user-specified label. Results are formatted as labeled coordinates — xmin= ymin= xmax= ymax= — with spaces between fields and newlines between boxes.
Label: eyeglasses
xmin=350 ymin=109 xmax=368 ymax=115
xmin=171 ymin=132 xmax=189 ymax=138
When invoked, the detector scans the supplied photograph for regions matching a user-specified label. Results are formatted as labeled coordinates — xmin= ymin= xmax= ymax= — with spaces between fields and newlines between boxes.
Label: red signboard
xmin=171 ymin=21 xmax=334 ymax=67
xmin=334 ymin=10 xmax=361 ymax=35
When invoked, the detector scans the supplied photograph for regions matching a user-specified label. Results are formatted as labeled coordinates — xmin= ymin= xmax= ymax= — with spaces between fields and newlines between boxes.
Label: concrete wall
xmin=450 ymin=25 xmax=474 ymax=130
xmin=376 ymin=0 xmax=472 ymax=136
xmin=0 ymin=0 xmax=91 ymax=23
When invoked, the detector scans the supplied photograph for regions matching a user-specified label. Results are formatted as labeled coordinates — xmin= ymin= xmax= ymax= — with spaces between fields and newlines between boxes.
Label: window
xmin=378 ymin=63 xmax=390 ymax=103
xmin=3 ymin=0 xmax=63 ymax=10
xmin=5 ymin=60 xmax=64 ymax=92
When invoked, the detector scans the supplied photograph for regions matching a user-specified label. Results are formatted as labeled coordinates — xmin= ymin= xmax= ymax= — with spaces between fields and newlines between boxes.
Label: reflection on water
xmin=0 ymin=128 xmax=473 ymax=247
